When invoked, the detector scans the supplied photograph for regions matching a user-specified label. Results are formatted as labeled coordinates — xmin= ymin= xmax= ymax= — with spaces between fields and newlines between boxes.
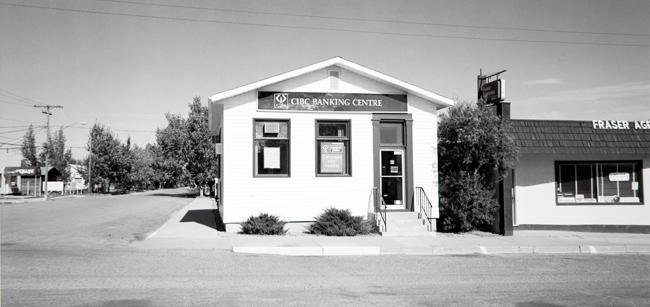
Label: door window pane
xmin=381 ymin=151 xmax=403 ymax=176
xmin=381 ymin=177 xmax=403 ymax=205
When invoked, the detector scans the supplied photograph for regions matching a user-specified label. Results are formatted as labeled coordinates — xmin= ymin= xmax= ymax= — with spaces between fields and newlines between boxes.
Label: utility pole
xmin=34 ymin=104 xmax=63 ymax=200
xmin=88 ymin=121 xmax=94 ymax=195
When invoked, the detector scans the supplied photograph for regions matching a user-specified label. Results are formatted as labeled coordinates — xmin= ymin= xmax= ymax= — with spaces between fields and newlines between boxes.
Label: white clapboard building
xmin=208 ymin=57 xmax=454 ymax=233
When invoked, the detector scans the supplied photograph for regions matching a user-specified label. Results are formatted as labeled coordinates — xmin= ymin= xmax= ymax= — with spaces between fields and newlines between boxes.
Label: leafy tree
xmin=154 ymin=114 xmax=190 ymax=188
xmin=85 ymin=124 xmax=123 ymax=193
xmin=154 ymin=96 xmax=217 ymax=188
xmin=437 ymin=101 xmax=519 ymax=232
xmin=39 ymin=128 xmax=73 ymax=181
xmin=126 ymin=144 xmax=155 ymax=191
xmin=20 ymin=125 xmax=38 ymax=168
xmin=183 ymin=97 xmax=219 ymax=187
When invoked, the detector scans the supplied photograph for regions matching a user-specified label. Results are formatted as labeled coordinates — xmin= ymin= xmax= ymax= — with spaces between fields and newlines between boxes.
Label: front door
xmin=380 ymin=149 xmax=405 ymax=210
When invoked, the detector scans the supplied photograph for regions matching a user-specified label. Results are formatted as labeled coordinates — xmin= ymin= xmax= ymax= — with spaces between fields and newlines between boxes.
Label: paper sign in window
xmin=320 ymin=142 xmax=344 ymax=173
xmin=263 ymin=147 xmax=281 ymax=169
xmin=609 ymin=172 xmax=630 ymax=182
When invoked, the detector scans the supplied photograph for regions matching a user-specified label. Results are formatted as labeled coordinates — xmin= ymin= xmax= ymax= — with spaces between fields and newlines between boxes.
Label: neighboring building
xmin=208 ymin=57 xmax=454 ymax=233
xmin=68 ymin=164 xmax=86 ymax=192
xmin=511 ymin=119 xmax=650 ymax=233
xmin=2 ymin=166 xmax=61 ymax=196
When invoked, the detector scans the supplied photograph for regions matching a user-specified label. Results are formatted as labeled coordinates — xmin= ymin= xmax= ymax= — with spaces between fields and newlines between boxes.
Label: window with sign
xmin=254 ymin=119 xmax=290 ymax=177
xmin=316 ymin=120 xmax=350 ymax=176
xmin=555 ymin=161 xmax=643 ymax=204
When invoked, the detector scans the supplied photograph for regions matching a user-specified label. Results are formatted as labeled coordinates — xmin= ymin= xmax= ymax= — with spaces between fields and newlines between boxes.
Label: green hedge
xmin=308 ymin=207 xmax=378 ymax=236
xmin=240 ymin=213 xmax=287 ymax=235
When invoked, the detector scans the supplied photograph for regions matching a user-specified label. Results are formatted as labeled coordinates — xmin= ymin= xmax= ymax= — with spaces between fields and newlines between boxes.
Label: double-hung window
xmin=316 ymin=120 xmax=350 ymax=176
xmin=555 ymin=161 xmax=643 ymax=204
xmin=253 ymin=119 xmax=290 ymax=176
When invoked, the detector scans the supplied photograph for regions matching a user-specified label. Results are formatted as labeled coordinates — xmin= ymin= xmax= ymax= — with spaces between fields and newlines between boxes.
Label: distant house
xmin=2 ymin=166 xmax=61 ymax=196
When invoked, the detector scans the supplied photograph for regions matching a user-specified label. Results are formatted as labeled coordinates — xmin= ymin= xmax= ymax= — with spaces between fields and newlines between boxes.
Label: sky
xmin=1 ymin=0 xmax=649 ymax=168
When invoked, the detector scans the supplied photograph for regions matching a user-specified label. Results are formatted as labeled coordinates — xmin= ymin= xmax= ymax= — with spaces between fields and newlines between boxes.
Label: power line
xmin=0 ymin=99 xmax=34 ymax=108
xmin=0 ymin=141 xmax=23 ymax=146
xmin=0 ymin=127 xmax=36 ymax=134
xmin=1 ymin=2 xmax=648 ymax=47
xmin=98 ymin=0 xmax=650 ymax=38
xmin=0 ymin=116 xmax=39 ymax=123
xmin=0 ymin=88 xmax=44 ymax=105
xmin=61 ymin=126 xmax=156 ymax=133
xmin=0 ymin=125 xmax=40 ymax=129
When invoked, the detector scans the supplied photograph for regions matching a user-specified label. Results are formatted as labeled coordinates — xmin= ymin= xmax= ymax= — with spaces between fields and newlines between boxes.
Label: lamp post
xmin=58 ymin=122 xmax=87 ymax=195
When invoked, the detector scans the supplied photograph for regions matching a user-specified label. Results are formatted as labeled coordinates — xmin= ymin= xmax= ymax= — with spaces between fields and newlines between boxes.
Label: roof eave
xmin=208 ymin=57 xmax=455 ymax=108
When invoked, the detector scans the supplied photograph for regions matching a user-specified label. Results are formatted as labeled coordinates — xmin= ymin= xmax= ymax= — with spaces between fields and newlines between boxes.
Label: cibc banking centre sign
xmin=258 ymin=92 xmax=407 ymax=112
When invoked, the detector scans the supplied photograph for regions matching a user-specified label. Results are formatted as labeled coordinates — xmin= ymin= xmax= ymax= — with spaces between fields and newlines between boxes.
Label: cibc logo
xmin=273 ymin=93 xmax=288 ymax=109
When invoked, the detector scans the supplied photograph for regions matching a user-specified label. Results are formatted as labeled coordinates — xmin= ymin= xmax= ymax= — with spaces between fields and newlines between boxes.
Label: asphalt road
xmin=2 ymin=190 xmax=649 ymax=306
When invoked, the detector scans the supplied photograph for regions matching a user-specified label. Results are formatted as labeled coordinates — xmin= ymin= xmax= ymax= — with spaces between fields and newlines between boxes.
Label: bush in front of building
xmin=308 ymin=207 xmax=378 ymax=236
xmin=239 ymin=213 xmax=287 ymax=235
xmin=438 ymin=101 xmax=519 ymax=232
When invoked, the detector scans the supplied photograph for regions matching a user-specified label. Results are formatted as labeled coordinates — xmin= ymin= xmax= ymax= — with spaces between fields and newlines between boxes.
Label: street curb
xmin=233 ymin=246 xmax=381 ymax=256
xmin=232 ymin=244 xmax=650 ymax=256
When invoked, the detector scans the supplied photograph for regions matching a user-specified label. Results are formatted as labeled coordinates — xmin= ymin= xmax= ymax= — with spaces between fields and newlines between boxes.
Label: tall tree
xmin=39 ymin=128 xmax=73 ymax=181
xmin=21 ymin=125 xmax=38 ymax=168
xmin=183 ymin=97 xmax=219 ymax=187
xmin=85 ymin=124 xmax=123 ymax=192
xmin=154 ymin=96 xmax=218 ymax=188
xmin=154 ymin=114 xmax=190 ymax=187
xmin=127 ymin=144 xmax=155 ymax=191
xmin=438 ymin=101 xmax=519 ymax=232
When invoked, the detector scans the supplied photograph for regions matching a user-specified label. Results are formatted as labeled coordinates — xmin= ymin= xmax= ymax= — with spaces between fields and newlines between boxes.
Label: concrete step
xmin=382 ymin=211 xmax=433 ymax=236
xmin=384 ymin=224 xmax=430 ymax=231
xmin=385 ymin=211 xmax=419 ymax=218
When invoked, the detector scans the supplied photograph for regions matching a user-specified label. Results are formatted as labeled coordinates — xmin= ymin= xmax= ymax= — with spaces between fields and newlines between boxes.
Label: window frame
xmin=315 ymin=119 xmax=351 ymax=177
xmin=554 ymin=160 xmax=644 ymax=205
xmin=252 ymin=118 xmax=291 ymax=177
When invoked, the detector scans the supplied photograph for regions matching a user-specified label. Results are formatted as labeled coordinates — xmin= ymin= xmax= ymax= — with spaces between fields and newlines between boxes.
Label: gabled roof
xmin=512 ymin=119 xmax=650 ymax=155
xmin=209 ymin=57 xmax=454 ymax=108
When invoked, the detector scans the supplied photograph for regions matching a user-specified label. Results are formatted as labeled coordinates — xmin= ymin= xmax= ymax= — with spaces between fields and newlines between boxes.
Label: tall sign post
xmin=478 ymin=70 xmax=513 ymax=236
xmin=33 ymin=104 xmax=63 ymax=200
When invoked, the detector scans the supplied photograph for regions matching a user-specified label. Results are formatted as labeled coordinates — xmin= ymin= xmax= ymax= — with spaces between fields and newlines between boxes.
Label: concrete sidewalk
xmin=132 ymin=197 xmax=650 ymax=256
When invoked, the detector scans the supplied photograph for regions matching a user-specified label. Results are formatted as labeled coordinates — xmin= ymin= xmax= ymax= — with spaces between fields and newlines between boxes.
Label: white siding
xmin=515 ymin=153 xmax=650 ymax=225
xmin=409 ymin=95 xmax=439 ymax=218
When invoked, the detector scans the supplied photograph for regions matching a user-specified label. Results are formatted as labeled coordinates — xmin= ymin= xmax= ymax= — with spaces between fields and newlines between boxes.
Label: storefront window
xmin=316 ymin=120 xmax=350 ymax=176
xmin=254 ymin=119 xmax=289 ymax=176
xmin=555 ymin=161 xmax=642 ymax=204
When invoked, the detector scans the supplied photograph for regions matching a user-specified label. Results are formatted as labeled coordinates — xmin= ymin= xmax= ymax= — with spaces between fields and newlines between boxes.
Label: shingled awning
xmin=511 ymin=120 xmax=650 ymax=155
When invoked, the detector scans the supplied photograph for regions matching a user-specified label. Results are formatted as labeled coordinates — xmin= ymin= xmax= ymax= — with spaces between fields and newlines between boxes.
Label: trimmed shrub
xmin=308 ymin=207 xmax=378 ymax=236
xmin=239 ymin=213 xmax=287 ymax=235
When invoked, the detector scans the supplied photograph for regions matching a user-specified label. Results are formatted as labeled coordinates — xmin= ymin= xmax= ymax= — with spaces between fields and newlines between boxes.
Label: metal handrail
xmin=372 ymin=187 xmax=387 ymax=232
xmin=416 ymin=187 xmax=434 ymax=232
